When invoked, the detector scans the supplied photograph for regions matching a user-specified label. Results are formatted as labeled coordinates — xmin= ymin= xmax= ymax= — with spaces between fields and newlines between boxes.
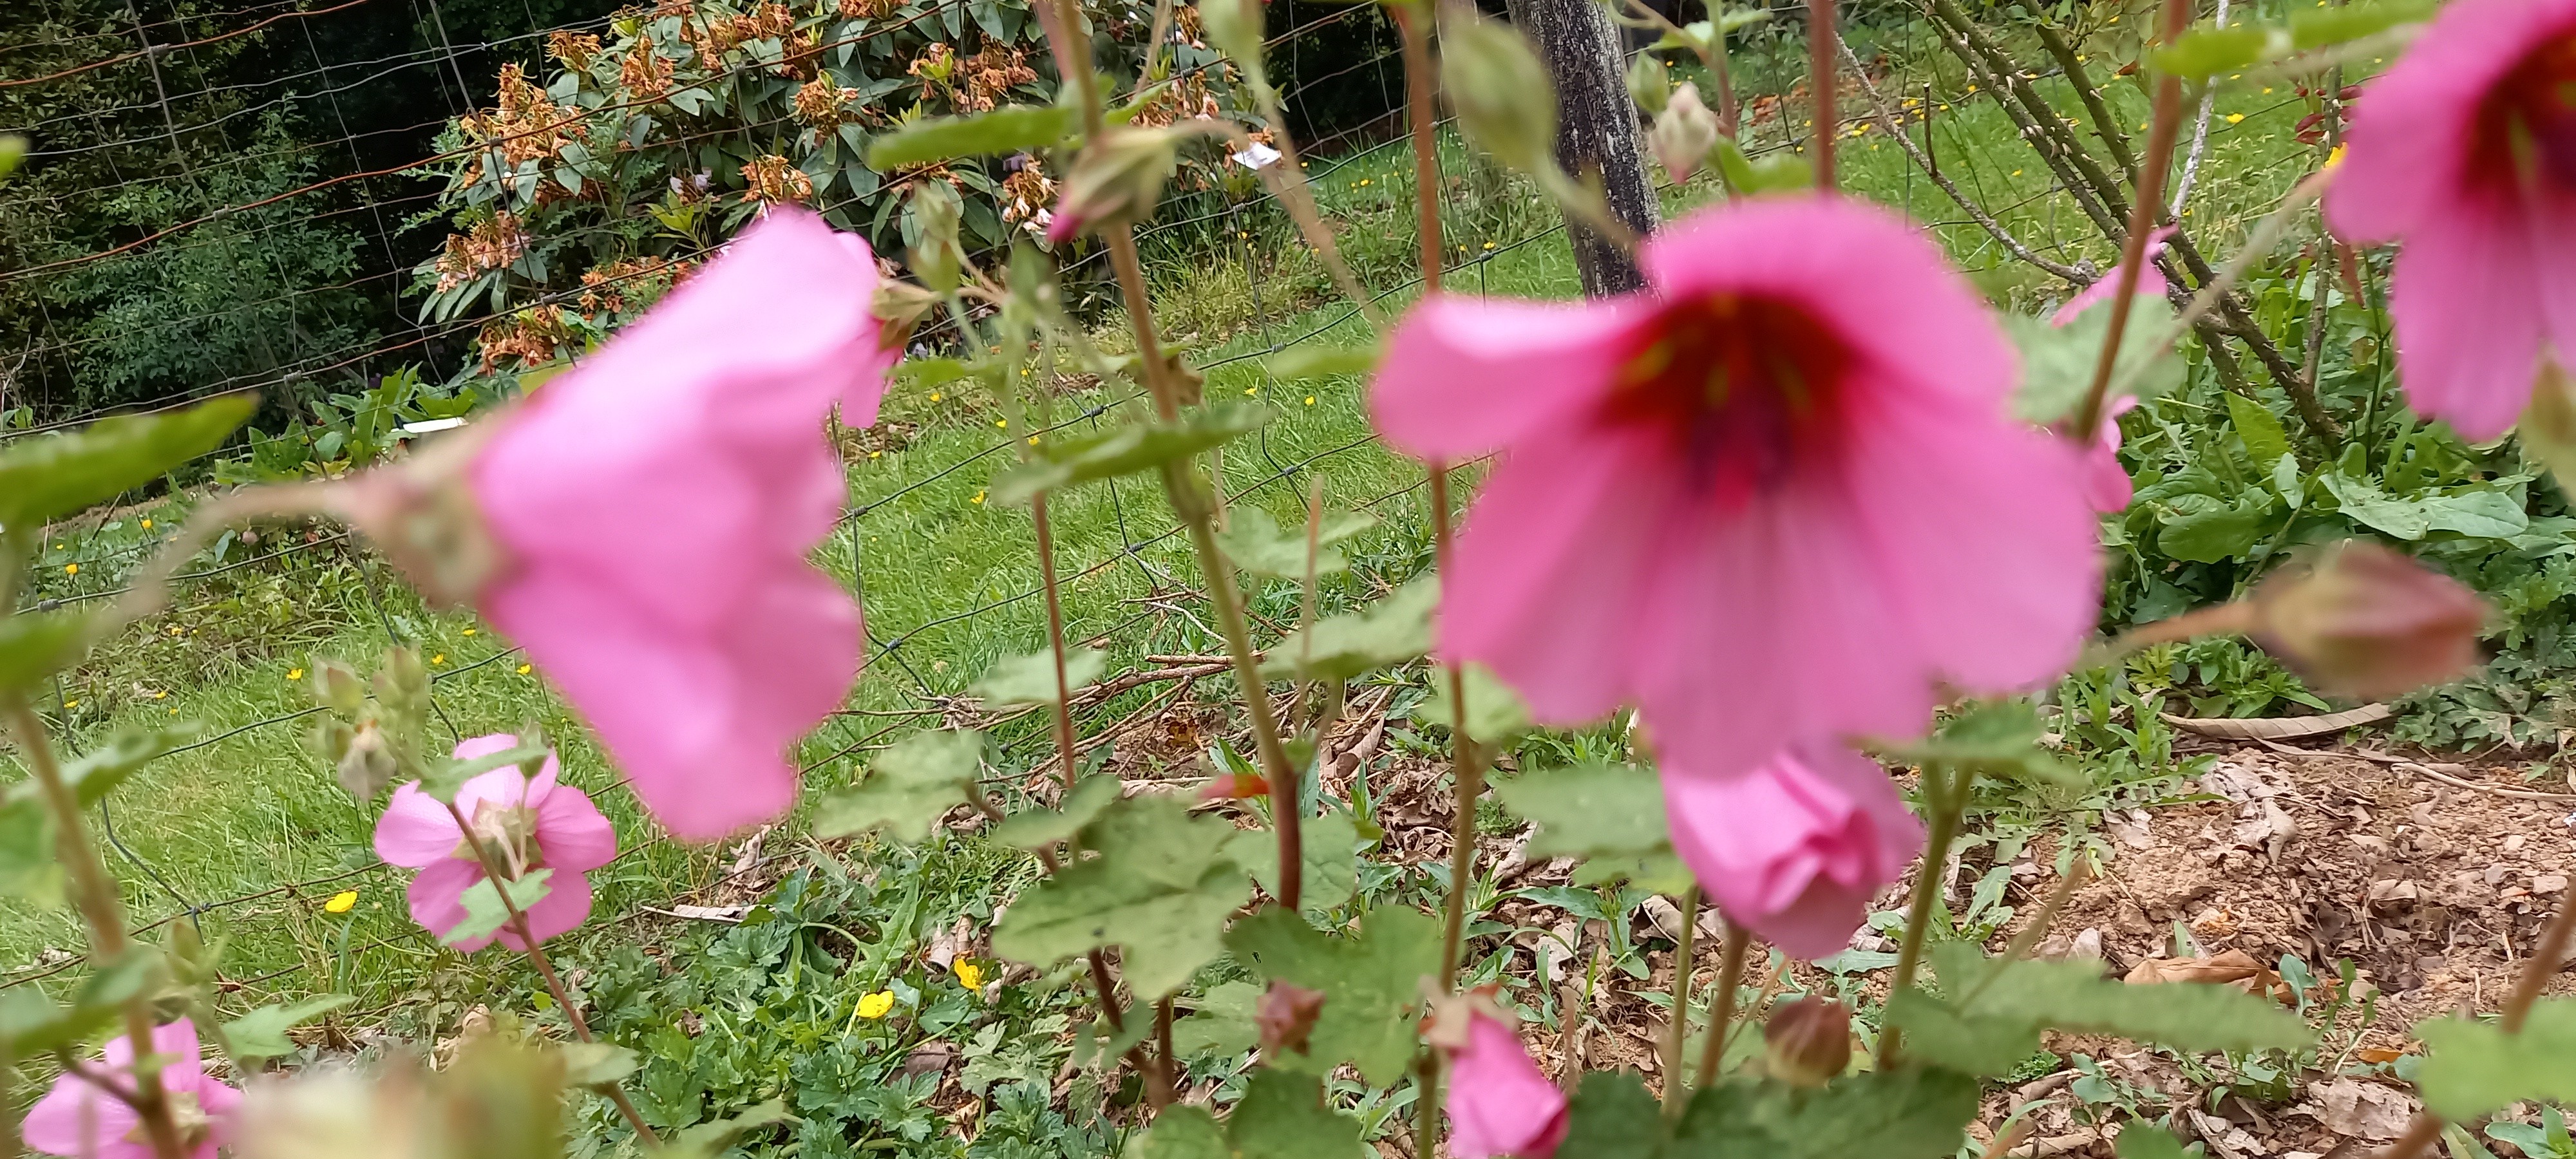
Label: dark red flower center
xmin=1600 ymin=292 xmax=1856 ymax=507
xmin=2478 ymin=32 xmax=2576 ymax=194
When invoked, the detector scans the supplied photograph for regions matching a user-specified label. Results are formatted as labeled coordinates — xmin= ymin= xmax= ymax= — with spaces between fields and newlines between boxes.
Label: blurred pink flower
xmin=1370 ymin=198 xmax=2101 ymax=778
xmin=2325 ymin=0 xmax=2576 ymax=440
xmin=2075 ymin=397 xmax=2140 ymax=514
xmin=1660 ymin=744 xmax=1923 ymax=960
xmin=2049 ymin=227 xmax=2174 ymax=327
xmin=373 ymin=734 xmax=618 ymax=952
xmin=24 ymin=1019 xmax=240 ymax=1159
xmin=1442 ymin=1008 xmax=1567 ymax=1158
xmin=374 ymin=207 xmax=884 ymax=842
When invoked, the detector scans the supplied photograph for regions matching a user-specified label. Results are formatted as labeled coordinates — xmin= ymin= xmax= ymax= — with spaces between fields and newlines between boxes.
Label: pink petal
xmin=193 ymin=1079 xmax=242 ymax=1157
xmin=534 ymin=784 xmax=618 ymax=872
xmin=1661 ymin=746 xmax=1922 ymax=960
xmin=498 ymin=868 xmax=594 ymax=950
xmin=373 ymin=782 xmax=463 ymax=869
xmin=2049 ymin=227 xmax=2174 ymax=327
xmin=406 ymin=858 xmax=486 ymax=950
xmin=1368 ymin=294 xmax=1652 ymax=462
xmin=2530 ymin=191 xmax=2576 ymax=365
xmin=451 ymin=764 xmax=535 ymax=820
xmin=1445 ymin=1012 xmax=1567 ymax=1159
xmin=2388 ymin=205 xmax=2547 ymax=441
xmin=2325 ymin=0 xmax=2576 ymax=243
xmin=23 ymin=1076 xmax=144 ymax=1159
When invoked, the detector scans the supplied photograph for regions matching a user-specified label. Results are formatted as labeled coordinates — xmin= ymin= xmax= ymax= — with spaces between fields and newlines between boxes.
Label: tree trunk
xmin=1502 ymin=0 xmax=1659 ymax=296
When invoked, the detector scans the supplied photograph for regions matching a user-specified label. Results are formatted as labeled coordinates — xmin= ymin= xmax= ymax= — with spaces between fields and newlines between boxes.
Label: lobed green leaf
xmin=2415 ymin=999 xmax=2576 ymax=1120
xmin=992 ymin=795 xmax=1249 ymax=998
xmin=812 ymin=729 xmax=985 ymax=845
xmin=1258 ymin=576 xmax=1436 ymax=681
xmin=972 ymin=646 xmax=1108 ymax=705
xmin=0 ymin=395 xmax=256 ymax=531
xmin=865 ymin=105 xmax=1078 ymax=169
xmin=1224 ymin=907 xmax=1438 ymax=1086
xmin=224 ymin=994 xmax=356 ymax=1064
xmin=990 ymin=404 xmax=1267 ymax=506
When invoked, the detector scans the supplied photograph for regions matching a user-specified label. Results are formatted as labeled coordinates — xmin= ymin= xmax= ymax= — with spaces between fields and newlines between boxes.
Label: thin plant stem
xmin=1033 ymin=495 xmax=1084 ymax=790
xmin=1396 ymin=4 xmax=1441 ymax=295
xmin=1423 ymin=466 xmax=1484 ymax=1159
xmin=1876 ymin=766 xmax=1971 ymax=1068
xmin=2068 ymin=0 xmax=2195 ymax=440
xmin=1810 ymin=0 xmax=1835 ymax=190
xmin=0 ymin=695 xmax=187 ymax=1159
xmin=1155 ymin=997 xmax=1179 ymax=1102
xmin=440 ymin=799 xmax=661 ymax=1145
xmin=1694 ymin=925 xmax=1752 ymax=1090
xmin=2374 ymin=890 xmax=2576 ymax=1159
xmin=1661 ymin=888 xmax=1701 ymax=1118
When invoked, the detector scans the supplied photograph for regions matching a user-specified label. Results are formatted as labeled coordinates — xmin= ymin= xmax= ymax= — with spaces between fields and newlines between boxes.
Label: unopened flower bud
xmin=1437 ymin=11 xmax=1557 ymax=176
xmin=337 ymin=719 xmax=400 ymax=802
xmin=907 ymin=182 xmax=966 ymax=292
xmin=1256 ymin=981 xmax=1325 ymax=1058
xmin=1045 ymin=128 xmax=1179 ymax=244
xmin=873 ymin=279 xmax=942 ymax=352
xmin=1763 ymin=995 xmax=1852 ymax=1086
xmin=1650 ymin=82 xmax=1721 ymax=184
xmin=2249 ymin=540 xmax=2488 ymax=699
xmin=1627 ymin=53 xmax=1671 ymax=115
xmin=1199 ymin=0 xmax=1264 ymax=77
xmin=314 ymin=659 xmax=368 ymax=717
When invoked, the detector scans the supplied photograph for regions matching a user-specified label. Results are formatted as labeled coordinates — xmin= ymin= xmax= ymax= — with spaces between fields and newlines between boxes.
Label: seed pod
xmin=1650 ymin=82 xmax=1721 ymax=183
xmin=2249 ymin=540 xmax=2488 ymax=699
xmin=1763 ymin=995 xmax=1852 ymax=1087
xmin=1256 ymin=981 xmax=1325 ymax=1057
xmin=1627 ymin=53 xmax=1672 ymax=115
xmin=1046 ymin=128 xmax=1179 ymax=243
xmin=1437 ymin=11 xmax=1557 ymax=176
xmin=907 ymin=182 xmax=966 ymax=293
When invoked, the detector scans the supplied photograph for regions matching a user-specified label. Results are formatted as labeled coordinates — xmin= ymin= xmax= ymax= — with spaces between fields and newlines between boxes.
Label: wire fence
xmin=0 ymin=0 xmax=2141 ymax=1009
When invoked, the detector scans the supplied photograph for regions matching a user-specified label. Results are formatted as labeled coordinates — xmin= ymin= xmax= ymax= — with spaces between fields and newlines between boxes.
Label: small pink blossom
xmin=1660 ymin=744 xmax=1923 ymax=960
xmin=1440 ymin=1008 xmax=1567 ymax=1159
xmin=373 ymin=734 xmax=618 ymax=951
xmin=2049 ymin=227 xmax=2174 ymax=327
xmin=23 ymin=1019 xmax=240 ymax=1159
xmin=1369 ymin=198 xmax=2102 ymax=778
xmin=2075 ymin=397 xmax=2140 ymax=514
xmin=350 ymin=207 xmax=887 ymax=841
xmin=2325 ymin=0 xmax=2576 ymax=439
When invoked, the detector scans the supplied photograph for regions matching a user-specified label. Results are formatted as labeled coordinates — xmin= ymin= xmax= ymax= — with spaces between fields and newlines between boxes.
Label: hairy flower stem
xmin=1694 ymin=924 xmax=1752 ymax=1089
xmin=1877 ymin=765 xmax=1972 ymax=1068
xmin=0 ymin=695 xmax=187 ymax=1159
xmin=1396 ymin=5 xmax=1442 ymax=296
xmin=1422 ymin=463 xmax=1488 ymax=1159
xmin=1105 ymin=224 xmax=1303 ymax=909
xmin=2068 ymin=0 xmax=2194 ymax=440
xmin=1810 ymin=0 xmax=1837 ymax=190
xmin=2378 ymin=889 xmax=2576 ymax=1159
xmin=1032 ymin=496 xmax=1084 ymax=790
xmin=441 ymin=801 xmax=660 ymax=1145
xmin=1661 ymin=888 xmax=1702 ymax=1119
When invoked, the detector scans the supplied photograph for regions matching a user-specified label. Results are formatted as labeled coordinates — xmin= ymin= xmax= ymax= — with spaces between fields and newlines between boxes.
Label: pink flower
xmin=348 ymin=207 xmax=886 ymax=841
xmin=373 ymin=734 xmax=618 ymax=951
xmin=1369 ymin=198 xmax=2101 ymax=778
xmin=1442 ymin=1009 xmax=1567 ymax=1159
xmin=2049 ymin=227 xmax=2174 ymax=327
xmin=2076 ymin=397 xmax=2140 ymax=514
xmin=2324 ymin=0 xmax=2576 ymax=440
xmin=1660 ymin=744 xmax=1923 ymax=960
xmin=23 ymin=1019 xmax=240 ymax=1159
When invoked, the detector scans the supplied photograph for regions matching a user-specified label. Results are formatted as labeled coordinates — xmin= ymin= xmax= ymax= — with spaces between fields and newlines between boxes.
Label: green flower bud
xmin=1627 ymin=53 xmax=1671 ymax=115
xmin=1437 ymin=11 xmax=1557 ymax=176
xmin=907 ymin=182 xmax=966 ymax=293
xmin=2249 ymin=540 xmax=2489 ymax=700
xmin=1048 ymin=127 xmax=1179 ymax=242
xmin=1763 ymin=996 xmax=1852 ymax=1087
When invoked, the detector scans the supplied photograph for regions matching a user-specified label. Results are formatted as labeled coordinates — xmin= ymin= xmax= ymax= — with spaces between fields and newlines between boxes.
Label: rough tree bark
xmin=1501 ymin=0 xmax=1659 ymax=296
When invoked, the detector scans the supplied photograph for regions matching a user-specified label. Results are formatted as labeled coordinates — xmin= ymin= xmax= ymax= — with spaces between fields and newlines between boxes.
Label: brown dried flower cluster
xmin=476 ymin=306 xmax=576 ymax=372
xmin=546 ymin=30 xmax=601 ymax=71
xmin=838 ymin=0 xmax=897 ymax=17
xmin=1000 ymin=160 xmax=1054 ymax=227
xmin=1131 ymin=70 xmax=1219 ymax=128
xmin=455 ymin=64 xmax=582 ymax=191
xmin=621 ymin=36 xmax=674 ymax=99
xmin=960 ymin=44 xmax=1037 ymax=112
xmin=432 ymin=212 xmax=529 ymax=294
xmin=576 ymin=256 xmax=694 ymax=315
xmin=793 ymin=77 xmax=861 ymax=127
xmin=907 ymin=41 xmax=956 ymax=102
xmin=739 ymin=154 xmax=817 ymax=203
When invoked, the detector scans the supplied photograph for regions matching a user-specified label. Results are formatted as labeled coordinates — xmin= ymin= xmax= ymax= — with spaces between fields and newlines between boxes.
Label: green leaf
xmin=0 ymin=612 xmax=95 ymax=693
xmin=2320 ymin=473 xmax=2430 ymax=540
xmin=2149 ymin=24 xmax=2280 ymax=79
xmin=419 ymin=735 xmax=550 ymax=804
xmin=2418 ymin=489 xmax=2529 ymax=540
xmin=1490 ymin=762 xmax=1668 ymax=860
xmin=1558 ymin=1071 xmax=1666 ymax=1159
xmin=2226 ymin=393 xmax=2294 ymax=474
xmin=0 ymin=796 xmax=62 ymax=907
xmin=1224 ymin=907 xmax=1439 ymax=1086
xmin=1215 ymin=507 xmax=1378 ymax=578
xmin=972 ymin=646 xmax=1108 ymax=705
xmin=1126 ymin=1106 xmax=1230 ymax=1159
xmin=2157 ymin=493 xmax=2274 ymax=562
xmin=1227 ymin=1069 xmax=1370 ymax=1159
xmin=2289 ymin=0 xmax=2436 ymax=48
xmin=2008 ymin=297 xmax=2184 ymax=424
xmin=1168 ymin=980 xmax=1262 ymax=1059
xmin=1259 ymin=577 xmax=1437 ymax=681
xmin=1260 ymin=345 xmax=1380 ymax=381
xmin=446 ymin=871 xmax=553 ymax=948
xmin=558 ymin=1041 xmax=641 ymax=1089
xmin=866 ymin=105 xmax=1079 ymax=168
xmin=812 ymin=730 xmax=985 ymax=844
xmin=223 ymin=994 xmax=355 ymax=1064
xmin=665 ymin=1098 xmax=797 ymax=1159
xmin=891 ymin=357 xmax=982 ymax=390
xmin=1877 ymin=701 xmax=2081 ymax=788
xmin=992 ymin=795 xmax=1249 ymax=998
xmin=1743 ymin=1069 xmax=1984 ymax=1159
xmin=2415 ymin=1000 xmax=2576 ymax=1120
xmin=1226 ymin=809 xmax=1361 ymax=914
xmin=2116 ymin=1126 xmax=2194 ymax=1159
xmin=1651 ymin=9 xmax=1770 ymax=51
xmin=1712 ymin=136 xmax=1812 ymax=195
xmin=0 ymin=137 xmax=23 ymax=184
xmin=988 ymin=775 xmax=1123 ymax=850
xmin=51 ymin=725 xmax=200 ymax=808
xmin=990 ymin=405 xmax=1267 ymax=506
xmin=1416 ymin=662 xmax=1537 ymax=743
xmin=0 ymin=395 xmax=257 ymax=530
xmin=1885 ymin=943 xmax=2310 ymax=1077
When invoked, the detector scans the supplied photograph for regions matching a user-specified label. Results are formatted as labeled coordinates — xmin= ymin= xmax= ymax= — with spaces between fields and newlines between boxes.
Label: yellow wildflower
xmin=971 ymin=489 xmax=987 ymax=506
xmin=462 ymin=628 xmax=477 ymax=637
xmin=954 ymin=960 xmax=983 ymax=989
xmin=857 ymin=990 xmax=895 ymax=1019
xmin=516 ymin=663 xmax=533 ymax=675
xmin=61 ymin=700 xmax=79 ymax=710
xmin=2326 ymin=143 xmax=2348 ymax=169
xmin=929 ymin=391 xmax=943 ymax=402
xmin=62 ymin=563 xmax=77 ymax=576
xmin=324 ymin=890 xmax=359 ymax=914
xmin=140 ymin=519 xmax=152 ymax=531
xmin=431 ymin=654 xmax=447 ymax=666
xmin=1304 ymin=396 xmax=1316 ymax=406
xmin=287 ymin=667 xmax=306 ymax=682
